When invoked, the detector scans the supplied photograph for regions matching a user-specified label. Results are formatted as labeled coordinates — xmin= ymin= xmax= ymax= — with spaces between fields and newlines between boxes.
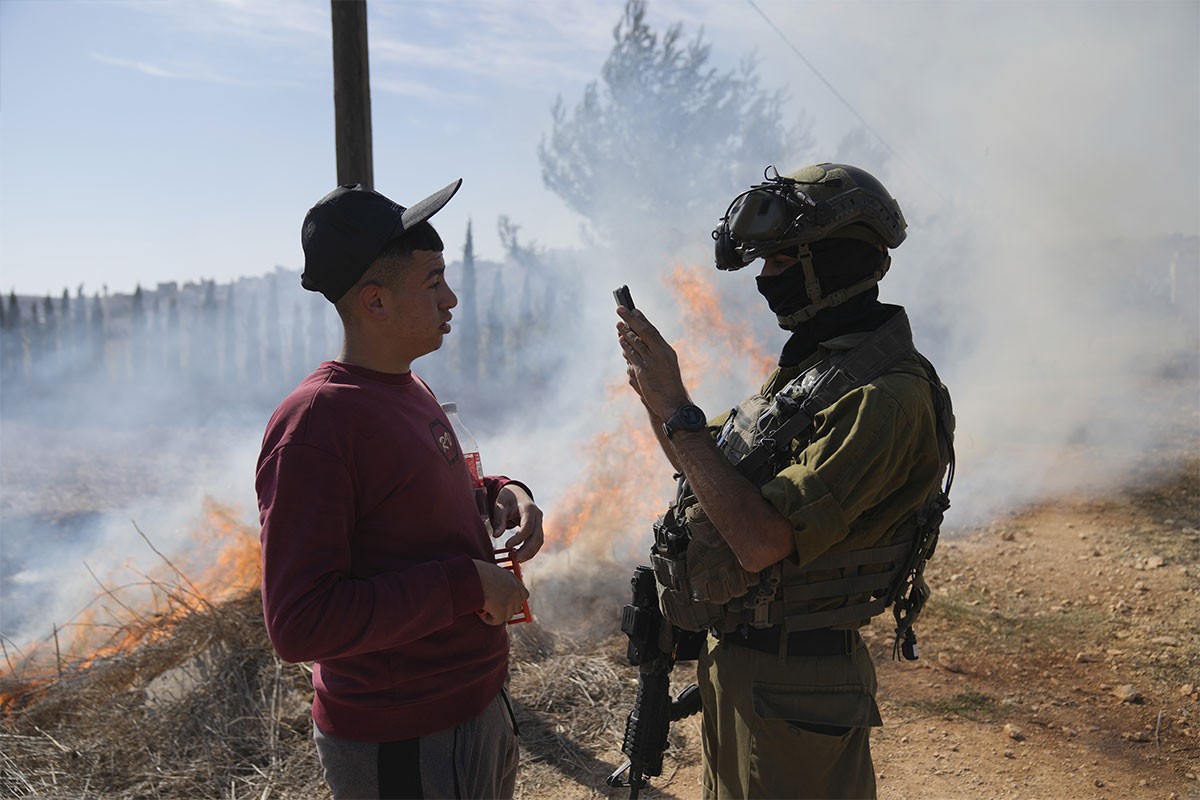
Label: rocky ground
xmin=512 ymin=462 xmax=1200 ymax=800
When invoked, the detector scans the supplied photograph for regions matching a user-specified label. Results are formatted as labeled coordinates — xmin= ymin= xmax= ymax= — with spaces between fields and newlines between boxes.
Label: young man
xmin=257 ymin=180 xmax=544 ymax=799
xmin=615 ymin=164 xmax=954 ymax=798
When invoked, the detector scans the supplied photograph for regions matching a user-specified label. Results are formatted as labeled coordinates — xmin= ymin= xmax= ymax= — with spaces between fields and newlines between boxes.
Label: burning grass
xmin=0 ymin=499 xmax=320 ymax=798
xmin=1 ymin=589 xmax=321 ymax=799
xmin=0 ymin=511 xmax=650 ymax=799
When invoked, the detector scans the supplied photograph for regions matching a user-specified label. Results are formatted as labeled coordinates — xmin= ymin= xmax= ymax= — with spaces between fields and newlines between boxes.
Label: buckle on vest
xmin=745 ymin=567 xmax=782 ymax=629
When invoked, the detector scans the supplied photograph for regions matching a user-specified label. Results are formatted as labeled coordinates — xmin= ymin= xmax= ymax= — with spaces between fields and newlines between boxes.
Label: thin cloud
xmin=372 ymin=76 xmax=474 ymax=104
xmin=368 ymin=3 xmax=610 ymax=90
xmin=122 ymin=0 xmax=329 ymax=48
xmin=90 ymin=52 xmax=242 ymax=85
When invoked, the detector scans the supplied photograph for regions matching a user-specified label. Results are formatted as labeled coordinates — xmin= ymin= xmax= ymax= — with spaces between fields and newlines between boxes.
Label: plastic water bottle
xmin=441 ymin=402 xmax=491 ymax=534
xmin=442 ymin=403 xmax=531 ymax=625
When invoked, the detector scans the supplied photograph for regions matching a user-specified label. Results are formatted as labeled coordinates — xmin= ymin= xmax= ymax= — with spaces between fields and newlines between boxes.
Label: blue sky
xmin=1 ymin=0 xmax=1197 ymax=297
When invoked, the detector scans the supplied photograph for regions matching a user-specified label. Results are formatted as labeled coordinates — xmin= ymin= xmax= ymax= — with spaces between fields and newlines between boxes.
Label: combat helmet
xmin=712 ymin=163 xmax=907 ymax=325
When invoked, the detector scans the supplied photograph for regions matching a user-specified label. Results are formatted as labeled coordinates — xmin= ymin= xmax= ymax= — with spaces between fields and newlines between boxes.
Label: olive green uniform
xmin=699 ymin=332 xmax=944 ymax=800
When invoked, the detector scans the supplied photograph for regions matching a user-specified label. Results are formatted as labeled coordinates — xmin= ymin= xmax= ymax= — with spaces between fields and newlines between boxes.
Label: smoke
xmin=0 ymin=421 xmax=263 ymax=650
xmin=864 ymin=1 xmax=1200 ymax=525
xmin=484 ymin=0 xmax=1200 ymax=579
xmin=2 ymin=2 xmax=1197 ymax=657
xmin=0 ymin=275 xmax=331 ymax=655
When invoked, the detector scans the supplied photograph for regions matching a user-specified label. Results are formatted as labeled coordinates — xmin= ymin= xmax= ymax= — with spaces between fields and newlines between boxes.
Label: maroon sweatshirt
xmin=256 ymin=361 xmax=511 ymax=741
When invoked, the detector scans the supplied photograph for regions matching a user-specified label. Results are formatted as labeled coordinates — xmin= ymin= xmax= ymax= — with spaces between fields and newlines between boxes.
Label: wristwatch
xmin=662 ymin=403 xmax=708 ymax=439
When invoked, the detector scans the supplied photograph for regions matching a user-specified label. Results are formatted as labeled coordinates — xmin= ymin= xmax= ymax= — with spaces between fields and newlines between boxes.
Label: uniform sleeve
xmin=256 ymin=443 xmax=485 ymax=664
xmin=759 ymin=380 xmax=934 ymax=566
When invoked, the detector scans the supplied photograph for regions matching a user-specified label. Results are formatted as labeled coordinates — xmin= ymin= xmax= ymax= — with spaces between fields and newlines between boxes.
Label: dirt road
xmin=512 ymin=464 xmax=1200 ymax=799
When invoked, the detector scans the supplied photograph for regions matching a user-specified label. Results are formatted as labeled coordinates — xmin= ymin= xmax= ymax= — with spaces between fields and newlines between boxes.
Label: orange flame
xmin=1 ymin=497 xmax=259 ymax=710
xmin=672 ymin=263 xmax=778 ymax=379
xmin=545 ymin=264 xmax=775 ymax=558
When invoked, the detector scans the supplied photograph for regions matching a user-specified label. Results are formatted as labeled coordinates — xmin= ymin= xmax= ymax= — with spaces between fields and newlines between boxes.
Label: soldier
xmin=615 ymin=164 xmax=955 ymax=799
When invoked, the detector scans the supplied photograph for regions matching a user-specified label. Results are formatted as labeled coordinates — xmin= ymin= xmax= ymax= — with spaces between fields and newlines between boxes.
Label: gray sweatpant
xmin=313 ymin=688 xmax=520 ymax=799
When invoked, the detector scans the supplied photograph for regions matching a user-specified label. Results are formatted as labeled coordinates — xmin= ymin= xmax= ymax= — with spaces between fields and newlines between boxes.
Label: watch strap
xmin=663 ymin=403 xmax=707 ymax=439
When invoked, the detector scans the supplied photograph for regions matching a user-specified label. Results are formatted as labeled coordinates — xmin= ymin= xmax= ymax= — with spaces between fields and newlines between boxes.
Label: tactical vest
xmin=650 ymin=310 xmax=955 ymax=655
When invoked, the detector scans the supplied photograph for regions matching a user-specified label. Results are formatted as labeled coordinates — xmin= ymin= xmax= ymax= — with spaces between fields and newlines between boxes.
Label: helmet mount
xmin=712 ymin=164 xmax=906 ymax=272
xmin=714 ymin=163 xmax=906 ymax=329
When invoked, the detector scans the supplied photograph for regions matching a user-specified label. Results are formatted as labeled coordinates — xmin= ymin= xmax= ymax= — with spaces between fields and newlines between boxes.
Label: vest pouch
xmin=653 ymin=502 xmax=758 ymax=632
xmin=650 ymin=550 xmax=684 ymax=592
xmin=681 ymin=502 xmax=758 ymax=607
xmin=657 ymin=580 xmax=725 ymax=632
xmin=718 ymin=394 xmax=769 ymax=467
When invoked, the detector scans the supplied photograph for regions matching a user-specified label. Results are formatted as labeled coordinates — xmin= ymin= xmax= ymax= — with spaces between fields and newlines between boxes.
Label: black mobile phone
xmin=613 ymin=285 xmax=635 ymax=311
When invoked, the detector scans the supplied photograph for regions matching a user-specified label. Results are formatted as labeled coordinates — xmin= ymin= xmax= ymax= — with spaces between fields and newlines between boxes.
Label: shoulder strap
xmin=735 ymin=309 xmax=917 ymax=479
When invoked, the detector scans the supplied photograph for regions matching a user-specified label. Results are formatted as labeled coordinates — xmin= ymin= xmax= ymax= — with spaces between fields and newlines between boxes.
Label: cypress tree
xmin=485 ymin=269 xmax=506 ymax=379
xmin=90 ymin=293 xmax=105 ymax=378
xmin=3 ymin=292 xmax=22 ymax=383
xmin=223 ymin=283 xmax=238 ymax=382
xmin=459 ymin=219 xmax=480 ymax=382
xmin=0 ymin=300 xmax=7 ymax=384
xmin=41 ymin=294 xmax=57 ymax=375
xmin=131 ymin=284 xmax=146 ymax=379
xmin=263 ymin=273 xmax=282 ymax=387
xmin=165 ymin=295 xmax=180 ymax=376
xmin=289 ymin=300 xmax=306 ymax=384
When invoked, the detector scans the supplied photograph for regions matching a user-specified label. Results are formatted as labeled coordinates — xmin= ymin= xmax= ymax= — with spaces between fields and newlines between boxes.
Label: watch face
xmin=681 ymin=402 xmax=705 ymax=429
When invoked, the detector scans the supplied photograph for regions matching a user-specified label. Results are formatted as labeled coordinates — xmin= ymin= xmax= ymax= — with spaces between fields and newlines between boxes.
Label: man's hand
xmin=491 ymin=483 xmax=544 ymax=563
xmin=473 ymin=559 xmax=530 ymax=625
xmin=615 ymin=307 xmax=690 ymax=420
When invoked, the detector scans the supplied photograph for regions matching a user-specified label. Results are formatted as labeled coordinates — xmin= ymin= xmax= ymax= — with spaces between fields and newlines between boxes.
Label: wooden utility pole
xmin=330 ymin=0 xmax=374 ymax=188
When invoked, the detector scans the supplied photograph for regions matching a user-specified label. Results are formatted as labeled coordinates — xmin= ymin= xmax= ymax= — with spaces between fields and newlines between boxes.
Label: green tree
xmin=58 ymin=288 xmax=72 ymax=366
xmin=458 ymin=219 xmax=480 ymax=382
xmin=90 ymin=293 xmax=105 ymax=375
xmin=131 ymin=284 xmax=146 ymax=378
xmin=538 ymin=0 xmax=812 ymax=254
xmin=224 ymin=283 xmax=239 ymax=382
xmin=2 ymin=292 xmax=23 ymax=383
xmin=289 ymin=300 xmax=306 ymax=383
xmin=485 ymin=269 xmax=507 ymax=380
xmin=192 ymin=279 xmax=220 ymax=386
xmin=263 ymin=273 xmax=283 ymax=386
xmin=497 ymin=216 xmax=542 ymax=334
xmin=40 ymin=294 xmax=57 ymax=373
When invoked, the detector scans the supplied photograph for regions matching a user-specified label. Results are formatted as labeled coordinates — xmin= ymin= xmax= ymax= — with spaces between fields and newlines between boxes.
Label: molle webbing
xmin=716 ymin=540 xmax=914 ymax=633
xmin=734 ymin=309 xmax=916 ymax=480
xmin=655 ymin=307 xmax=942 ymax=636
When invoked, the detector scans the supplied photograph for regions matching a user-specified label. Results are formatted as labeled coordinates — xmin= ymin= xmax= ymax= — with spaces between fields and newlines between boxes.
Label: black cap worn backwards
xmin=300 ymin=179 xmax=462 ymax=303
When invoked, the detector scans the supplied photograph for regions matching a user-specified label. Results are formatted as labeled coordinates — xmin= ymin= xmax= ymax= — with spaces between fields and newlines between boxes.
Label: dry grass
xmin=0 ymin=562 xmax=648 ymax=799
xmin=1 ymin=590 xmax=321 ymax=799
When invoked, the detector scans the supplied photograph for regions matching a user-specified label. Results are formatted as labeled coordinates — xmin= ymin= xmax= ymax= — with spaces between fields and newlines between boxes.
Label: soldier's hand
xmin=473 ymin=559 xmax=530 ymax=626
xmin=616 ymin=307 xmax=688 ymax=420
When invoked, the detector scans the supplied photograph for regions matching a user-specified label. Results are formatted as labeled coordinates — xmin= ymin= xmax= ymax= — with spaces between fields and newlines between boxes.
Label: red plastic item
xmin=493 ymin=546 xmax=532 ymax=625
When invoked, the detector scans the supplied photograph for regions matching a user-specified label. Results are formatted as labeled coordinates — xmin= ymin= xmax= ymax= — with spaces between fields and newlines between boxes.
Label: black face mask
xmin=755 ymin=270 xmax=810 ymax=318
xmin=755 ymin=238 xmax=894 ymax=366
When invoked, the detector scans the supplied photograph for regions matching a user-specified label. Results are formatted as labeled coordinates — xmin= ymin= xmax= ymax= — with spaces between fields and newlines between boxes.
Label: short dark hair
xmin=334 ymin=222 xmax=445 ymax=318
xmin=374 ymin=221 xmax=443 ymax=263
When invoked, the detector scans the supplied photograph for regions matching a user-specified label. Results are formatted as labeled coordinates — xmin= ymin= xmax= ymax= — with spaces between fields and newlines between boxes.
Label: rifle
xmin=607 ymin=565 xmax=704 ymax=800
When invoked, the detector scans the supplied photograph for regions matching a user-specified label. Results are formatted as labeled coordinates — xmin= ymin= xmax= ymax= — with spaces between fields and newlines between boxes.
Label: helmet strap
xmin=776 ymin=253 xmax=892 ymax=329
xmin=799 ymin=244 xmax=822 ymax=308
